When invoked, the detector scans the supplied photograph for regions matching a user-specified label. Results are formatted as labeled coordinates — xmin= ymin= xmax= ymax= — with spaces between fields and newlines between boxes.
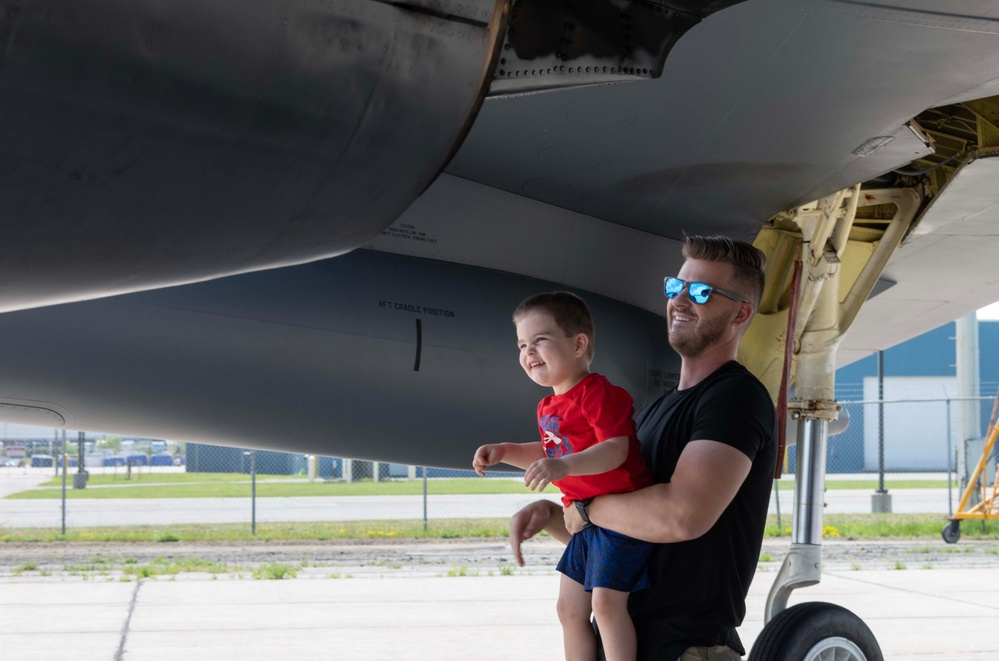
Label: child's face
xmin=515 ymin=310 xmax=588 ymax=395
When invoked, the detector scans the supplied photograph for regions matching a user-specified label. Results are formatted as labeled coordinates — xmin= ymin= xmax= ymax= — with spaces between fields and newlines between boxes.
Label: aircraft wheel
xmin=749 ymin=602 xmax=882 ymax=661
xmin=941 ymin=519 xmax=961 ymax=544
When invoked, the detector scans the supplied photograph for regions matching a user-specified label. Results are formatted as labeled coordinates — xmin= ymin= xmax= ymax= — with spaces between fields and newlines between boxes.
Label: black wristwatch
xmin=575 ymin=498 xmax=594 ymax=530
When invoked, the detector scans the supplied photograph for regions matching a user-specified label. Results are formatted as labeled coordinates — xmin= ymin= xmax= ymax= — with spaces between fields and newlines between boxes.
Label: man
xmin=510 ymin=235 xmax=777 ymax=660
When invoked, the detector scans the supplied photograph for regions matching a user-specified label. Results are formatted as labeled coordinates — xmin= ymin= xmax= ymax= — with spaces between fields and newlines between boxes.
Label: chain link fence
xmin=775 ymin=396 xmax=996 ymax=519
xmin=2 ymin=396 xmax=996 ymax=534
xmin=0 ymin=434 xmax=553 ymax=534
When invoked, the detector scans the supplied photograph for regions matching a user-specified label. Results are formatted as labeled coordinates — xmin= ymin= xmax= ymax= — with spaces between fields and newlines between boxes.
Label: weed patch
xmin=252 ymin=563 xmax=297 ymax=580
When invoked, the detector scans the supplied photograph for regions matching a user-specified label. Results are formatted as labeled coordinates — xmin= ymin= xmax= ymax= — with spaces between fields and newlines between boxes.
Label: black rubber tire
xmin=941 ymin=519 xmax=961 ymax=544
xmin=749 ymin=602 xmax=882 ymax=661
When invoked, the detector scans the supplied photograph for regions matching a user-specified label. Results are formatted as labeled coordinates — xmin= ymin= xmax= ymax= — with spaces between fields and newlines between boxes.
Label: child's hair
xmin=513 ymin=291 xmax=596 ymax=360
xmin=681 ymin=235 xmax=766 ymax=309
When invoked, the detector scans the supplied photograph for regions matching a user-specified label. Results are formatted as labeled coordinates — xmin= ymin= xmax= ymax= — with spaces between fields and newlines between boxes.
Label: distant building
xmin=822 ymin=320 xmax=999 ymax=473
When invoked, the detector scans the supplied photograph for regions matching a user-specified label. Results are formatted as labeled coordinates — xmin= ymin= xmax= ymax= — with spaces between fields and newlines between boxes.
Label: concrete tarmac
xmin=2 ymin=549 xmax=998 ymax=660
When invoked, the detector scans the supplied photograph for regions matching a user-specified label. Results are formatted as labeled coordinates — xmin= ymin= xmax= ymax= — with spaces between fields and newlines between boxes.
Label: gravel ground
xmin=2 ymin=536 xmax=998 ymax=578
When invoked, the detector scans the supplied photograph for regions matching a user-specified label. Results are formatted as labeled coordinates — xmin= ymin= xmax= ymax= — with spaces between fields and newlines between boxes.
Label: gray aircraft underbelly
xmin=0 ymin=251 xmax=677 ymax=468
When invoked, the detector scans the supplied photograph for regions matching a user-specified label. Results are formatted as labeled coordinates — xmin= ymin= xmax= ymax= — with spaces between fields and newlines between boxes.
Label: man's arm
xmin=569 ymin=439 xmax=752 ymax=543
xmin=523 ymin=436 xmax=628 ymax=491
xmin=508 ymin=499 xmax=569 ymax=566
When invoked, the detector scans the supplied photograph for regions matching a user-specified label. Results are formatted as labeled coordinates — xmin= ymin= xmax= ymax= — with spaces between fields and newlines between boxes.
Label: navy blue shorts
xmin=556 ymin=524 xmax=653 ymax=592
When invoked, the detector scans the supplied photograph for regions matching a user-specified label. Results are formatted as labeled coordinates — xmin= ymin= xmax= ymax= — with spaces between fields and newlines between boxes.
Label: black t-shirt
xmin=627 ymin=361 xmax=777 ymax=660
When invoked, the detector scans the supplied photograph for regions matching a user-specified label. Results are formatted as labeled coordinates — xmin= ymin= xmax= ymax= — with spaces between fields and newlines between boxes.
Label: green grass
xmin=7 ymin=477 xmax=535 ymax=500
xmin=121 ymin=556 xmax=232 ymax=578
xmin=765 ymin=514 xmax=999 ymax=539
xmin=36 ymin=473 xmax=307 ymax=487
xmin=447 ymin=566 xmax=478 ymax=577
xmin=252 ymin=563 xmax=298 ymax=580
xmin=0 ymin=518 xmax=518 ymax=543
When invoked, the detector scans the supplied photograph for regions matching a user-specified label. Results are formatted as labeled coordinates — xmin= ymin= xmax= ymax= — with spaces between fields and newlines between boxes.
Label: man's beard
xmin=668 ymin=312 xmax=728 ymax=358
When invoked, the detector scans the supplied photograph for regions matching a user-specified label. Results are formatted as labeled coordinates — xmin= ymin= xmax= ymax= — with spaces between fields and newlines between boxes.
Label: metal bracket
xmin=765 ymin=543 xmax=822 ymax=623
xmin=787 ymin=399 xmax=842 ymax=422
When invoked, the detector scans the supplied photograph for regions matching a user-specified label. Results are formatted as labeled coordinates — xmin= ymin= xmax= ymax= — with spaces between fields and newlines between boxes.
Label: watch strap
xmin=575 ymin=498 xmax=594 ymax=530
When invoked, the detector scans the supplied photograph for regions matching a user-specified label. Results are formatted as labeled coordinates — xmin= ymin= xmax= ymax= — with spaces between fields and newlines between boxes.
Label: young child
xmin=473 ymin=291 xmax=654 ymax=661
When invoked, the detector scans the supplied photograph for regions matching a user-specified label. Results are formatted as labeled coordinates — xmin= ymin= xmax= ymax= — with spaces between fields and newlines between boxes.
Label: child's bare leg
xmin=591 ymin=587 xmax=635 ymax=661
xmin=557 ymin=574 xmax=596 ymax=660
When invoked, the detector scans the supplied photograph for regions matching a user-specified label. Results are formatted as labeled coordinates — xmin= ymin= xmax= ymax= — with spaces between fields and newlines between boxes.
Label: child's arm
xmin=523 ymin=436 xmax=628 ymax=492
xmin=473 ymin=442 xmax=546 ymax=476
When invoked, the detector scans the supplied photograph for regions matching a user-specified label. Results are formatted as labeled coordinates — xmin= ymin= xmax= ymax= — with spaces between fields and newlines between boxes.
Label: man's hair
xmin=512 ymin=291 xmax=595 ymax=359
xmin=681 ymin=235 xmax=766 ymax=309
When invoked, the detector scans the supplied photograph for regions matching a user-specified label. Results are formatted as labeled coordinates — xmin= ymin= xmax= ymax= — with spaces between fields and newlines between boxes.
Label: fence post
xmin=773 ymin=479 xmax=782 ymax=531
xmin=60 ymin=431 xmax=67 ymax=535
xmin=947 ymin=398 xmax=954 ymax=517
xmin=872 ymin=351 xmax=892 ymax=513
xmin=244 ymin=450 xmax=257 ymax=535
xmin=422 ymin=467 xmax=428 ymax=532
xmin=251 ymin=450 xmax=256 ymax=535
xmin=73 ymin=431 xmax=89 ymax=490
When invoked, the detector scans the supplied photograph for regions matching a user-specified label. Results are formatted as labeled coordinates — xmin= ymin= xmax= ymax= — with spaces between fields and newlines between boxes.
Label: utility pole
xmin=956 ymin=313 xmax=981 ymax=494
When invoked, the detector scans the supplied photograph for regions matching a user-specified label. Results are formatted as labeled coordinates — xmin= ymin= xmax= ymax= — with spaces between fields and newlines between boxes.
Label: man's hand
xmin=509 ymin=500 xmax=555 ymax=567
xmin=472 ymin=444 xmax=504 ymax=476
xmin=523 ymin=457 xmax=569 ymax=491
xmin=563 ymin=502 xmax=586 ymax=535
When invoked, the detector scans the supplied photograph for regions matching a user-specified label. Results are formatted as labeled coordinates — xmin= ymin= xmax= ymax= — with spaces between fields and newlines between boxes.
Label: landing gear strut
xmin=750 ymin=187 xmax=918 ymax=659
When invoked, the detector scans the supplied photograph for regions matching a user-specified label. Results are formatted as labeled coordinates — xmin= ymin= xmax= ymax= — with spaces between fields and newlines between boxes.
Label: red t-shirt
xmin=537 ymin=373 xmax=654 ymax=506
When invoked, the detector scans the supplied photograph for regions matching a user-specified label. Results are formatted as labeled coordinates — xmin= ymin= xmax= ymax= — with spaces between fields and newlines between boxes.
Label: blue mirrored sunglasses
xmin=664 ymin=277 xmax=749 ymax=305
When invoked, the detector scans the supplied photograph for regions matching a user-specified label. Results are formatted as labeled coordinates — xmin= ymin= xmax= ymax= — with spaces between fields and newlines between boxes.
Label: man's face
xmin=667 ymin=259 xmax=746 ymax=358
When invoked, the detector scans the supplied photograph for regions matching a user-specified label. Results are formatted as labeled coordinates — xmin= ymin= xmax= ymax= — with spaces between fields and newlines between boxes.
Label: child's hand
xmin=472 ymin=444 xmax=504 ymax=476
xmin=524 ymin=458 xmax=568 ymax=492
